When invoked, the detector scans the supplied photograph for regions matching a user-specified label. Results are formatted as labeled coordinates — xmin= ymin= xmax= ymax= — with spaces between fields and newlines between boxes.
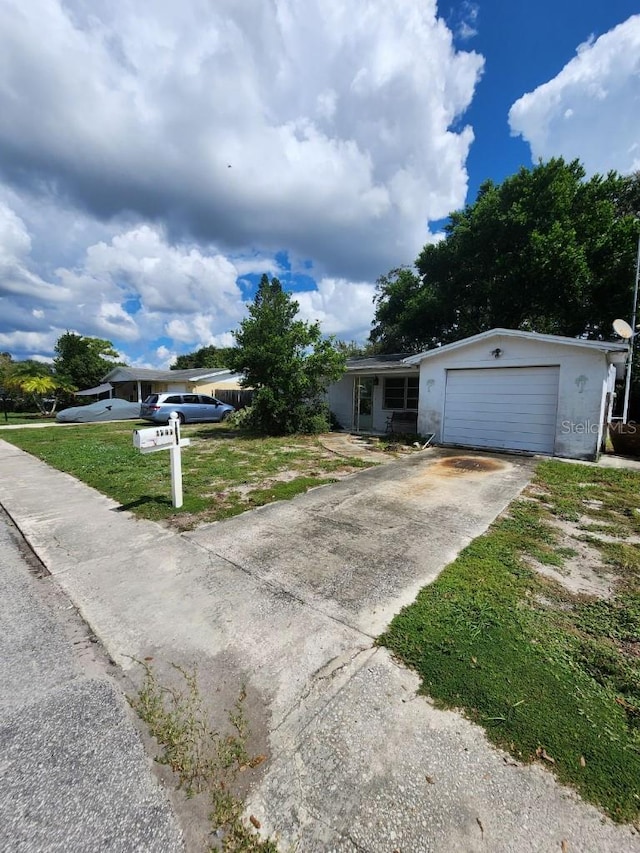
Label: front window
xmin=383 ymin=376 xmax=419 ymax=410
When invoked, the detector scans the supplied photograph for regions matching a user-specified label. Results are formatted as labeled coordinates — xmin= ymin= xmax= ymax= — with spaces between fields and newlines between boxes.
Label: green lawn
xmin=0 ymin=412 xmax=55 ymax=426
xmin=380 ymin=460 xmax=640 ymax=824
xmin=0 ymin=420 xmax=375 ymax=528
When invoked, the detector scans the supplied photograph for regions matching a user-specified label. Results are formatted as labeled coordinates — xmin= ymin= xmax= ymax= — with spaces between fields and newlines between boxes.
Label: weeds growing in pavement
xmin=129 ymin=660 xmax=278 ymax=852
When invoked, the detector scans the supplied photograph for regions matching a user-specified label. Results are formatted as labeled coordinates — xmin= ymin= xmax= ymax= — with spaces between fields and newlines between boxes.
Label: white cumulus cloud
xmin=295 ymin=277 xmax=378 ymax=339
xmin=0 ymin=0 xmax=483 ymax=279
xmin=0 ymin=0 xmax=485 ymax=363
xmin=509 ymin=15 xmax=640 ymax=175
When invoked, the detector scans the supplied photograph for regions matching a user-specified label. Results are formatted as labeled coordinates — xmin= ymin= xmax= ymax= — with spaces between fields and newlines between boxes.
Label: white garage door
xmin=442 ymin=366 xmax=559 ymax=454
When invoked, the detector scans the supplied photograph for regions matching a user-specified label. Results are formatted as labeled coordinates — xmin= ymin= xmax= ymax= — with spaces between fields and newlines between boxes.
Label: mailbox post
xmin=133 ymin=412 xmax=190 ymax=508
xmin=168 ymin=413 xmax=183 ymax=508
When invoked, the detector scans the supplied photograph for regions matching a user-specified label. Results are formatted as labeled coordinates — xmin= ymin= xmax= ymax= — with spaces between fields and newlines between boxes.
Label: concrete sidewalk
xmin=0 ymin=438 xmax=638 ymax=852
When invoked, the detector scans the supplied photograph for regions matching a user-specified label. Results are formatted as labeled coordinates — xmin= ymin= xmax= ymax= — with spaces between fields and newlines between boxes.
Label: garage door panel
xmin=443 ymin=428 xmax=555 ymax=453
xmin=446 ymin=397 xmax=557 ymax=408
xmin=446 ymin=386 xmax=558 ymax=398
xmin=443 ymin=366 xmax=559 ymax=454
xmin=445 ymin=423 xmax=555 ymax=440
xmin=444 ymin=399 xmax=558 ymax=413
xmin=444 ymin=401 xmax=558 ymax=416
xmin=444 ymin=411 xmax=557 ymax=427
xmin=446 ymin=421 xmax=555 ymax=437
xmin=447 ymin=376 xmax=558 ymax=391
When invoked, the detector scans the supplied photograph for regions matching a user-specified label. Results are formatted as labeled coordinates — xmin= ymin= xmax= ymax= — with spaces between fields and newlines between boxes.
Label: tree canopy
xmin=370 ymin=159 xmax=640 ymax=352
xmin=226 ymin=274 xmax=346 ymax=434
xmin=53 ymin=332 xmax=120 ymax=390
xmin=170 ymin=345 xmax=233 ymax=370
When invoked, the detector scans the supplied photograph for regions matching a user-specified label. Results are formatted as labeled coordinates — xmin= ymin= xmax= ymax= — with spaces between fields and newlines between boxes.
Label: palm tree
xmin=5 ymin=361 xmax=76 ymax=415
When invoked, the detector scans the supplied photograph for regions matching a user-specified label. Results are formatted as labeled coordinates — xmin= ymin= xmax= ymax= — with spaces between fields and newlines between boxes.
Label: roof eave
xmin=405 ymin=328 xmax=629 ymax=363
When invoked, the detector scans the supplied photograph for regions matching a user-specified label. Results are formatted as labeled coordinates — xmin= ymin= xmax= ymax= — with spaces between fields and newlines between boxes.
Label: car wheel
xmin=220 ymin=411 xmax=230 ymax=421
xmin=177 ymin=412 xmax=186 ymax=425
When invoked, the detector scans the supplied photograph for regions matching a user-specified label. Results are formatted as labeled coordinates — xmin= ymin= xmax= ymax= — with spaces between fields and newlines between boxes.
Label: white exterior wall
xmin=417 ymin=335 xmax=612 ymax=460
xmin=327 ymin=375 xmax=353 ymax=430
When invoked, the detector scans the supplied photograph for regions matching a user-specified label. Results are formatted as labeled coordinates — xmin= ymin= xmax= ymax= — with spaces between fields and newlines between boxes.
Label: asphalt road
xmin=0 ymin=508 xmax=183 ymax=853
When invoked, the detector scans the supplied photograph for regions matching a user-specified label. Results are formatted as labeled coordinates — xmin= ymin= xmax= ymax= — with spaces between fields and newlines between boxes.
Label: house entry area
xmin=353 ymin=378 xmax=374 ymax=432
xmin=442 ymin=366 xmax=560 ymax=454
xmin=350 ymin=374 xmax=419 ymax=433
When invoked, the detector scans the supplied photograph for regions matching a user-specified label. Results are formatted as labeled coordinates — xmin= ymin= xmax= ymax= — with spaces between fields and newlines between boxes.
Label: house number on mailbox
xmin=133 ymin=412 xmax=190 ymax=507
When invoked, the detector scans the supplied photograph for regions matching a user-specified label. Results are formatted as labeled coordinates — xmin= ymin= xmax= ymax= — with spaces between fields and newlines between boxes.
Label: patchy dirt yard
xmin=521 ymin=468 xmax=640 ymax=601
xmin=163 ymin=428 xmax=424 ymax=530
xmin=0 ymin=421 xmax=424 ymax=530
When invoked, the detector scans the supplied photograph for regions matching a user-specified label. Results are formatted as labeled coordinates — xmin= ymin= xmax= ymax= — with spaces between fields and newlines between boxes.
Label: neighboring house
xmin=100 ymin=367 xmax=246 ymax=403
xmin=327 ymin=354 xmax=420 ymax=433
xmin=405 ymin=328 xmax=628 ymax=461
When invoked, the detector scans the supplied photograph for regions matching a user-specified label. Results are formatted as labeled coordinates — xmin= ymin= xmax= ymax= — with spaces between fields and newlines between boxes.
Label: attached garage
xmin=405 ymin=329 xmax=628 ymax=461
xmin=442 ymin=366 xmax=559 ymax=454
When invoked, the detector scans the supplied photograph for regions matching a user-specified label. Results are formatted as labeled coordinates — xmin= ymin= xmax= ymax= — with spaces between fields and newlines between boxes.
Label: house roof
xmin=345 ymin=353 xmax=418 ymax=373
xmin=102 ymin=366 xmax=233 ymax=383
xmin=403 ymin=328 xmax=629 ymax=365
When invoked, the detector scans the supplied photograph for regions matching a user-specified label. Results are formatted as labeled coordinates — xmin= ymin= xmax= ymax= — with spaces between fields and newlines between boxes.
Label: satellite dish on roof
xmin=613 ymin=318 xmax=634 ymax=339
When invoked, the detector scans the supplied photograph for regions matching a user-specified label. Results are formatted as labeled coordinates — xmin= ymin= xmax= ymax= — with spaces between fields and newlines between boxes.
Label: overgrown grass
xmin=380 ymin=460 xmax=640 ymax=823
xmin=130 ymin=661 xmax=277 ymax=851
xmin=0 ymin=421 xmax=374 ymax=528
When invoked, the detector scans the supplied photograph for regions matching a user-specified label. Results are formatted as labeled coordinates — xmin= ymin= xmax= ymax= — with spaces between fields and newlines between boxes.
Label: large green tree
xmin=226 ymin=275 xmax=346 ymax=434
xmin=53 ymin=332 xmax=121 ymax=390
xmin=371 ymin=159 xmax=640 ymax=352
xmin=171 ymin=345 xmax=233 ymax=370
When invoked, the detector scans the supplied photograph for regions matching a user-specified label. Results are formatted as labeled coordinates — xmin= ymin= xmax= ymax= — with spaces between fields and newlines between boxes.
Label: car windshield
xmin=143 ymin=395 xmax=158 ymax=404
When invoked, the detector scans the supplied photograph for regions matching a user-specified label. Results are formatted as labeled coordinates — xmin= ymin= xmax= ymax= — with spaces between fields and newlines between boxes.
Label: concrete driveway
xmin=186 ymin=449 xmax=531 ymax=636
xmin=0 ymin=438 xmax=637 ymax=852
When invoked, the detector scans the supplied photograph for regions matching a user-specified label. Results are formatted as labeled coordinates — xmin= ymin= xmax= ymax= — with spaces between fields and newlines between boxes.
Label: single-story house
xmin=327 ymin=354 xmax=420 ymax=434
xmin=327 ymin=330 xmax=628 ymax=461
xmin=100 ymin=367 xmax=245 ymax=403
xmin=405 ymin=328 xmax=628 ymax=461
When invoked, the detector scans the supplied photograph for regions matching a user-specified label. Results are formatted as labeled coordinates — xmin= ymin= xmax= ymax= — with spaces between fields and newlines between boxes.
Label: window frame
xmin=382 ymin=375 xmax=419 ymax=411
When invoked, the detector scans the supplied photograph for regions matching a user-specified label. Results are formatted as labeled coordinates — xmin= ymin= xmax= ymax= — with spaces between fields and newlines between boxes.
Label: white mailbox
xmin=133 ymin=412 xmax=190 ymax=508
xmin=133 ymin=425 xmax=178 ymax=453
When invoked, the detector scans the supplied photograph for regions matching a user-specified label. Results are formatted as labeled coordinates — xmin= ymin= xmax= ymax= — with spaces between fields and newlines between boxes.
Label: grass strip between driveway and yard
xmin=0 ymin=420 xmax=375 ymax=528
xmin=380 ymin=459 xmax=640 ymax=824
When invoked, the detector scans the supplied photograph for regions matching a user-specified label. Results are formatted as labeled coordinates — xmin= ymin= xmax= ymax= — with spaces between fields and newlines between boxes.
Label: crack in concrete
xmin=271 ymin=646 xmax=376 ymax=736
xmin=288 ymin=796 xmax=371 ymax=853
xmin=190 ymin=539 xmax=375 ymax=641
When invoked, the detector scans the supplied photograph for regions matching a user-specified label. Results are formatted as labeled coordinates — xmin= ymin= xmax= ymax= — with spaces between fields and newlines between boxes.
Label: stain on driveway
xmin=186 ymin=447 xmax=535 ymax=635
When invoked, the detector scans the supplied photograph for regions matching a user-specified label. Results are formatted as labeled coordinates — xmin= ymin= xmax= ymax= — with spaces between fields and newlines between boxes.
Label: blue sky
xmin=447 ymin=0 xmax=640 ymax=199
xmin=0 ymin=1 xmax=639 ymax=369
